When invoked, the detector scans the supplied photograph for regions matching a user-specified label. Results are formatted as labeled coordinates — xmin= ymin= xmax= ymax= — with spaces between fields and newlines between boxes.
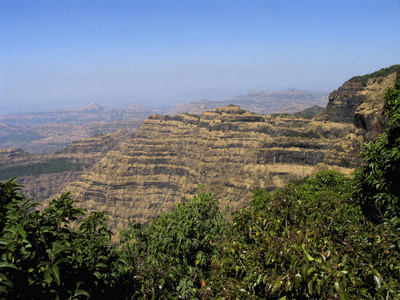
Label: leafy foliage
xmin=206 ymin=172 xmax=400 ymax=299
xmin=118 ymin=193 xmax=228 ymax=299
xmin=0 ymin=179 xmax=121 ymax=299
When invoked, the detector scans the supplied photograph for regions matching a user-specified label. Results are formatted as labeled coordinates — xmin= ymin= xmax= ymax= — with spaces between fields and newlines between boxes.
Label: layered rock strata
xmin=55 ymin=106 xmax=352 ymax=233
xmin=54 ymin=68 xmax=399 ymax=233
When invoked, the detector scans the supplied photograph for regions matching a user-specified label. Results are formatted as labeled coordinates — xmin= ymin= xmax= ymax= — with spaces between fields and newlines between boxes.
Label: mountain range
xmin=165 ymin=89 xmax=327 ymax=116
xmin=1 ymin=65 xmax=399 ymax=235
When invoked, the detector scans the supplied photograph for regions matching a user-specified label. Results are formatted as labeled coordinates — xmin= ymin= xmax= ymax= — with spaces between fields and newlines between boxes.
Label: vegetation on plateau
xmin=1 ymin=84 xmax=400 ymax=298
xmin=0 ymin=158 xmax=86 ymax=181
xmin=351 ymin=64 xmax=400 ymax=86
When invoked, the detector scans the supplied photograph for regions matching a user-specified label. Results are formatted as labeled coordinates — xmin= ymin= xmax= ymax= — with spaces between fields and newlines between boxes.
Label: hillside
xmin=0 ymin=66 xmax=398 ymax=235
xmin=40 ymin=67 xmax=398 ymax=233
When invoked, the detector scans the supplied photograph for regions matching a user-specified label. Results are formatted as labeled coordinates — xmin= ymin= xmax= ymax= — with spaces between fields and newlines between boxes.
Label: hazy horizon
xmin=0 ymin=87 xmax=331 ymax=115
xmin=1 ymin=0 xmax=399 ymax=114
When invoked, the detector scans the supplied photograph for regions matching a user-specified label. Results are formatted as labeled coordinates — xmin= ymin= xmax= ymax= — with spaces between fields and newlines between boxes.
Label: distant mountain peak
xmin=126 ymin=104 xmax=148 ymax=113
xmin=78 ymin=103 xmax=105 ymax=111
xmin=247 ymin=90 xmax=265 ymax=95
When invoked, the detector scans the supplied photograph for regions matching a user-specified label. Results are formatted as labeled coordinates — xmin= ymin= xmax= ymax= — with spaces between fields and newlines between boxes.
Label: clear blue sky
xmin=1 ymin=0 xmax=399 ymax=113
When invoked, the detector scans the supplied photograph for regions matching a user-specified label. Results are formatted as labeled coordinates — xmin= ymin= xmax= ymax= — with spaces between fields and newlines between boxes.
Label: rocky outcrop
xmin=317 ymin=80 xmax=366 ymax=123
xmin=315 ymin=67 xmax=399 ymax=168
xmin=317 ymin=66 xmax=399 ymax=128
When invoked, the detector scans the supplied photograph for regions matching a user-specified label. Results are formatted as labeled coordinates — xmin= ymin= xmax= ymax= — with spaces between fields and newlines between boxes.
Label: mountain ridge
xmin=165 ymin=89 xmax=328 ymax=116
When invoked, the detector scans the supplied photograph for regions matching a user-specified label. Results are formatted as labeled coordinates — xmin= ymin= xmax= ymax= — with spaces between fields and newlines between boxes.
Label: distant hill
xmin=165 ymin=89 xmax=328 ymax=116
xmin=0 ymin=103 xmax=150 ymax=154
xmin=0 ymin=90 xmax=328 ymax=154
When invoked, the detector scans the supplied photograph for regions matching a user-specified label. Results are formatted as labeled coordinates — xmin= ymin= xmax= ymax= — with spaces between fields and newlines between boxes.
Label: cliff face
xmin=317 ymin=80 xmax=366 ymax=123
xmin=316 ymin=69 xmax=399 ymax=169
xmin=51 ymin=105 xmax=352 ymax=232
xmin=317 ymin=69 xmax=398 ymax=130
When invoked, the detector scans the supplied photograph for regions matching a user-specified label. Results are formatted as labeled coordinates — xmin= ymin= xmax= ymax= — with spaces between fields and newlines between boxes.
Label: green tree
xmin=207 ymin=171 xmax=400 ymax=299
xmin=353 ymin=83 xmax=400 ymax=223
xmin=0 ymin=179 xmax=120 ymax=299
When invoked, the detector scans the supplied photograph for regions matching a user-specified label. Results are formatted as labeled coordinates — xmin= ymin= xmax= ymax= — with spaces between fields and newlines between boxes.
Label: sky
xmin=1 ymin=0 xmax=399 ymax=114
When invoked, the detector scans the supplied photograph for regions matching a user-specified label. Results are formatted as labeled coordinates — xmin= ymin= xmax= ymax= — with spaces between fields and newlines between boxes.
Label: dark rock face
xmin=317 ymin=80 xmax=366 ymax=123
xmin=257 ymin=148 xmax=326 ymax=166
xmin=317 ymin=71 xmax=397 ymax=130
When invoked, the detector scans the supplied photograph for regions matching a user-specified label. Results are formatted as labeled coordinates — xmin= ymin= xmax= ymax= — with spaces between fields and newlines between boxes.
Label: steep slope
xmin=316 ymin=65 xmax=400 ymax=169
xmin=317 ymin=65 xmax=400 ymax=126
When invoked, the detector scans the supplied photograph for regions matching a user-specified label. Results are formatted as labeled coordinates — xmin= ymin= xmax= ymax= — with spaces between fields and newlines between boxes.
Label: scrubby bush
xmin=118 ymin=193 xmax=228 ymax=299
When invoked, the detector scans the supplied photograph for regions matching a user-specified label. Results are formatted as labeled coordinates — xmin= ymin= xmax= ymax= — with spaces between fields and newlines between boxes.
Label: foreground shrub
xmin=0 ymin=179 xmax=121 ymax=299
xmin=118 ymin=193 xmax=227 ymax=299
xmin=207 ymin=171 xmax=400 ymax=299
